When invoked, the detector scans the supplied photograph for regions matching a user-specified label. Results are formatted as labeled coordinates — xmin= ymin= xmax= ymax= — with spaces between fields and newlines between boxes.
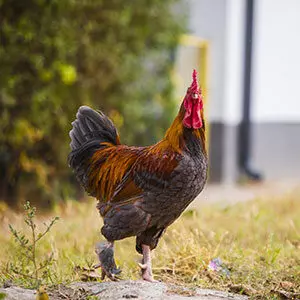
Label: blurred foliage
xmin=0 ymin=0 xmax=186 ymax=207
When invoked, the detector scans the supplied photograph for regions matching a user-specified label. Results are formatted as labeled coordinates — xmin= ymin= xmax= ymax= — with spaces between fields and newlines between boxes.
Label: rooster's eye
xmin=192 ymin=93 xmax=198 ymax=99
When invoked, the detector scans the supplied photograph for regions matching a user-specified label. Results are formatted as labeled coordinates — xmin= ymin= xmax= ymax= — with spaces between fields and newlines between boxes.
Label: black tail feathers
xmin=69 ymin=106 xmax=119 ymax=151
xmin=68 ymin=106 xmax=119 ymax=193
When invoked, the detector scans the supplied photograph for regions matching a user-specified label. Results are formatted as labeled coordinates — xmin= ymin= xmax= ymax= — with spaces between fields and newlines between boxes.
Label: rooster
xmin=68 ymin=70 xmax=208 ymax=282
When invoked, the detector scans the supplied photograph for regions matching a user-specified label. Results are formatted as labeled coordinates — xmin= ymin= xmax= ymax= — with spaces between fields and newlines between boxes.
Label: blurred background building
xmin=176 ymin=0 xmax=300 ymax=183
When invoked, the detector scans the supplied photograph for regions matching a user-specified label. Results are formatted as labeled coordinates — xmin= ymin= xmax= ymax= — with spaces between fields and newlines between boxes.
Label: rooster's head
xmin=182 ymin=69 xmax=204 ymax=129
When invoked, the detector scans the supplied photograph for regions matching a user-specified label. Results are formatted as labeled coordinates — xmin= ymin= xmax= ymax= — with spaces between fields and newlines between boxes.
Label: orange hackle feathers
xmin=163 ymin=115 xmax=184 ymax=153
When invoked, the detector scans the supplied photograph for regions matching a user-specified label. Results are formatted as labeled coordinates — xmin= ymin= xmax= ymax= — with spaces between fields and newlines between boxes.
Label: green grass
xmin=0 ymin=190 xmax=299 ymax=299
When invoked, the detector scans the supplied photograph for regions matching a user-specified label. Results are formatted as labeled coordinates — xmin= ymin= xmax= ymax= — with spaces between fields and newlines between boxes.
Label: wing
xmin=88 ymin=142 xmax=181 ymax=206
xmin=133 ymin=146 xmax=181 ymax=192
xmin=87 ymin=145 xmax=142 ymax=201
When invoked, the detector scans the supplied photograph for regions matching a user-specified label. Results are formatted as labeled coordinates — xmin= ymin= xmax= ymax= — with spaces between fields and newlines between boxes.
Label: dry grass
xmin=0 ymin=190 xmax=299 ymax=299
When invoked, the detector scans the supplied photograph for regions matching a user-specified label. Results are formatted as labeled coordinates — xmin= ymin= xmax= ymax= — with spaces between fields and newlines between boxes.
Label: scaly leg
xmin=138 ymin=244 xmax=157 ymax=282
xmin=94 ymin=241 xmax=121 ymax=281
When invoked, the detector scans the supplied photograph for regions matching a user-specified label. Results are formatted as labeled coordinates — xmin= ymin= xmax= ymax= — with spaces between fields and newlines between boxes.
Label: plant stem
xmin=30 ymin=218 xmax=38 ymax=287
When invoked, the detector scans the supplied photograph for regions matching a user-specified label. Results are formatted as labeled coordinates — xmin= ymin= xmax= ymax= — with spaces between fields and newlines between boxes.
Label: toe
xmin=101 ymin=267 xmax=120 ymax=281
xmin=142 ymin=274 xmax=158 ymax=283
xmin=93 ymin=263 xmax=101 ymax=269
xmin=138 ymin=263 xmax=147 ymax=270
xmin=112 ymin=267 xmax=122 ymax=275
xmin=101 ymin=268 xmax=106 ymax=280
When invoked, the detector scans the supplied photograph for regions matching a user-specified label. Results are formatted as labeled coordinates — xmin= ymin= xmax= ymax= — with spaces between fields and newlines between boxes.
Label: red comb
xmin=190 ymin=69 xmax=199 ymax=93
xmin=183 ymin=69 xmax=203 ymax=129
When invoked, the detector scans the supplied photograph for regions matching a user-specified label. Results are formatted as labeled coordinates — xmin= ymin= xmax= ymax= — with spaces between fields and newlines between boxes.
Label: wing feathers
xmin=89 ymin=144 xmax=180 ymax=204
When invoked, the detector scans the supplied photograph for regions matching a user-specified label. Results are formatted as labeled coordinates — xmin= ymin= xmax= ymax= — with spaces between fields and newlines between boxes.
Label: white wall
xmin=223 ymin=0 xmax=246 ymax=125
xmin=188 ymin=0 xmax=246 ymax=125
xmin=252 ymin=0 xmax=300 ymax=122
xmin=188 ymin=0 xmax=227 ymax=122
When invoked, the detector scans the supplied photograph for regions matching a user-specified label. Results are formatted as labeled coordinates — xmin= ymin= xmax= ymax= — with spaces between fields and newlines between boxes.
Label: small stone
xmin=3 ymin=281 xmax=12 ymax=288
xmin=122 ymin=294 xmax=138 ymax=298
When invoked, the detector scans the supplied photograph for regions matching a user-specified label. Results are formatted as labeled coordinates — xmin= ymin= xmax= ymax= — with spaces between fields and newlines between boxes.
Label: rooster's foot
xmin=138 ymin=262 xmax=157 ymax=282
xmin=94 ymin=241 xmax=121 ymax=281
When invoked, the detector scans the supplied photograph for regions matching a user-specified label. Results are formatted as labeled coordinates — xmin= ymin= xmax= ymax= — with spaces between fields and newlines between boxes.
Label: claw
xmin=101 ymin=267 xmax=120 ymax=281
xmin=93 ymin=263 xmax=101 ymax=269
xmin=142 ymin=273 xmax=158 ymax=283
xmin=101 ymin=269 xmax=106 ymax=280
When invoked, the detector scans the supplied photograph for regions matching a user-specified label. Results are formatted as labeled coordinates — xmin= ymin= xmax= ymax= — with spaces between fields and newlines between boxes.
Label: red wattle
xmin=183 ymin=101 xmax=202 ymax=129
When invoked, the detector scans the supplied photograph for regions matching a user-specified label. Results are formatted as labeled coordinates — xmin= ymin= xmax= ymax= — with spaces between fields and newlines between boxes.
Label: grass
xmin=0 ymin=189 xmax=299 ymax=299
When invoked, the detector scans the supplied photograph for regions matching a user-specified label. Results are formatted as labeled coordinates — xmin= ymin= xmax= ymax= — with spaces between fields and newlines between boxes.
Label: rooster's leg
xmin=139 ymin=244 xmax=157 ymax=282
xmin=94 ymin=241 xmax=121 ymax=281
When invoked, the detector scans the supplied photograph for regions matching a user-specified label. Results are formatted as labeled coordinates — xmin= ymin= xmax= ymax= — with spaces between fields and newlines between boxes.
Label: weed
xmin=6 ymin=201 xmax=59 ymax=288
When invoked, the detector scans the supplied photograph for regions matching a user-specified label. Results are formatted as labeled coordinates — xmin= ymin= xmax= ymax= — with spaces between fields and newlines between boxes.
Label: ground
xmin=0 ymin=181 xmax=299 ymax=299
xmin=1 ymin=281 xmax=249 ymax=300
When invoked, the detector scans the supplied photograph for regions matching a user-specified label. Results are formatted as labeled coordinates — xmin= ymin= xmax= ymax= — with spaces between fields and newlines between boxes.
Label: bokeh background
xmin=1 ymin=0 xmax=300 ymax=208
